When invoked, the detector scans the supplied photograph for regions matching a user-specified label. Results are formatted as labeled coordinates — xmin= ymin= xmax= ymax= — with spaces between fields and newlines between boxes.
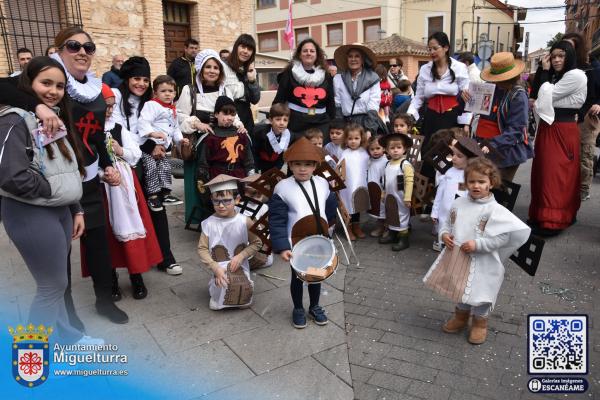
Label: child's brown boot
xmin=442 ymin=308 xmax=470 ymax=333
xmin=352 ymin=223 xmax=366 ymax=239
xmin=468 ymin=316 xmax=488 ymax=344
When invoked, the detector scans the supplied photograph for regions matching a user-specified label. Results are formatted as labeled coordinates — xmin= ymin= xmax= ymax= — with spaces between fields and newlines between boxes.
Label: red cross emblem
xmin=19 ymin=352 xmax=42 ymax=376
xmin=75 ymin=111 xmax=102 ymax=154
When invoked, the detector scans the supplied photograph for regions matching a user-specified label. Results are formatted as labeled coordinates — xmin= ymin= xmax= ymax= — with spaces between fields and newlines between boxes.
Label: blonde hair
xmin=343 ymin=123 xmax=368 ymax=149
xmin=464 ymin=157 xmax=501 ymax=188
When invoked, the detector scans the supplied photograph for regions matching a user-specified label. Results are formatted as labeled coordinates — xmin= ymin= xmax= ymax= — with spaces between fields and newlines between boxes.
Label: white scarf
xmin=291 ymin=61 xmax=326 ymax=88
xmin=104 ymin=132 xmax=146 ymax=242
xmin=267 ymin=128 xmax=291 ymax=154
xmin=50 ymin=53 xmax=102 ymax=103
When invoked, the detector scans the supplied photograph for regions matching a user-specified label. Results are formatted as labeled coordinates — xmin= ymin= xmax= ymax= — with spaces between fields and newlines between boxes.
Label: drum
xmin=290 ymin=235 xmax=338 ymax=283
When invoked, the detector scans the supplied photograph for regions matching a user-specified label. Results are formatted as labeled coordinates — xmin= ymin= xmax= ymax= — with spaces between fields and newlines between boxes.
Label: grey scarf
xmin=340 ymin=68 xmax=380 ymax=115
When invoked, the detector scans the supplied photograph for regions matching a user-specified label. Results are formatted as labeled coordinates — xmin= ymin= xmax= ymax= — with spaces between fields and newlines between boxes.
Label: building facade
xmin=255 ymin=0 xmax=524 ymax=62
xmin=0 ymin=0 xmax=254 ymax=77
xmin=565 ymin=0 xmax=600 ymax=57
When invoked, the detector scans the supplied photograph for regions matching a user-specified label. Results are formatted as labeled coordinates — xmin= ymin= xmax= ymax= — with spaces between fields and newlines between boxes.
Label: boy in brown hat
xmin=268 ymin=137 xmax=338 ymax=328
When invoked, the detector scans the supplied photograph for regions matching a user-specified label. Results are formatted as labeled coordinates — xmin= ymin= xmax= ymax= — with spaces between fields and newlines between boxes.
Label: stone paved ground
xmin=0 ymin=180 xmax=353 ymax=399
xmin=2 ymin=160 xmax=598 ymax=399
xmin=344 ymin=160 xmax=599 ymax=400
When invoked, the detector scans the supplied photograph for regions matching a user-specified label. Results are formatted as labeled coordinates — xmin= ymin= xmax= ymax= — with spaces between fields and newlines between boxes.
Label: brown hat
xmin=454 ymin=137 xmax=485 ymax=158
xmin=480 ymin=52 xmax=525 ymax=83
xmin=284 ymin=137 xmax=324 ymax=163
xmin=333 ymin=43 xmax=377 ymax=71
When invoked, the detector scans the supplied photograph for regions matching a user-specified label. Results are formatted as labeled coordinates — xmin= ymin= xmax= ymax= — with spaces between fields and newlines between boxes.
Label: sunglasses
xmin=389 ymin=64 xmax=398 ymax=67
xmin=61 ymin=40 xmax=96 ymax=55
xmin=211 ymin=198 xmax=234 ymax=206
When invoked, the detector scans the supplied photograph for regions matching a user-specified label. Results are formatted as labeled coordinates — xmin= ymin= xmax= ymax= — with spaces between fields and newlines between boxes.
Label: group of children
xmin=135 ymin=89 xmax=530 ymax=344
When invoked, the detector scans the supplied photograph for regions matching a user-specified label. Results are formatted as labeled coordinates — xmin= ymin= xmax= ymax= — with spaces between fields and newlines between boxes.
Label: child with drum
xmin=423 ymin=157 xmax=530 ymax=344
xmin=379 ymin=133 xmax=414 ymax=251
xmin=197 ymin=174 xmax=262 ymax=310
xmin=269 ymin=137 xmax=338 ymax=329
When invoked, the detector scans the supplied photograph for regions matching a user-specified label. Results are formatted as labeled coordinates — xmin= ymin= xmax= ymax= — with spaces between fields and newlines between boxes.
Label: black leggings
xmin=351 ymin=213 xmax=360 ymax=223
xmin=290 ymin=266 xmax=321 ymax=309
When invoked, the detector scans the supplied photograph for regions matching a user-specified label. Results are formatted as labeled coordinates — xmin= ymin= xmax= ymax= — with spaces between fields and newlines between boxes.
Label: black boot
xmin=392 ymin=231 xmax=410 ymax=251
xmin=130 ymin=273 xmax=147 ymax=300
xmin=378 ymin=230 xmax=398 ymax=244
xmin=95 ymin=298 xmax=129 ymax=324
xmin=111 ymin=270 xmax=122 ymax=302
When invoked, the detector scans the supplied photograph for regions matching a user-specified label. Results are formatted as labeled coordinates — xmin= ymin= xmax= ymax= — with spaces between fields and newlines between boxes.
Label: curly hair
xmin=464 ymin=157 xmax=501 ymax=188
xmin=343 ymin=123 xmax=368 ymax=148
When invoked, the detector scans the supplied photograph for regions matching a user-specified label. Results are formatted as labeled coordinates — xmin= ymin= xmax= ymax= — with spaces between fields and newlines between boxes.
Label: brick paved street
xmin=345 ymin=160 xmax=599 ymax=400
xmin=1 ymin=160 xmax=598 ymax=399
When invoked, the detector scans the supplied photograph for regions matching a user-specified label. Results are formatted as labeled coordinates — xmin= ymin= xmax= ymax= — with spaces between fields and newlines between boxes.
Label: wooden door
xmin=163 ymin=0 xmax=191 ymax=69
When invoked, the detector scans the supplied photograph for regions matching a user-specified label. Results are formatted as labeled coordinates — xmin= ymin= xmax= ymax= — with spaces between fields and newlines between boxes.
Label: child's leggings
xmin=457 ymin=302 xmax=491 ymax=317
xmin=290 ymin=267 xmax=320 ymax=309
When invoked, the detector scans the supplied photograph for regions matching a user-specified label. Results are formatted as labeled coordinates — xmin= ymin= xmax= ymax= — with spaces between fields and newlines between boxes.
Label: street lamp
xmin=377 ymin=29 xmax=387 ymax=40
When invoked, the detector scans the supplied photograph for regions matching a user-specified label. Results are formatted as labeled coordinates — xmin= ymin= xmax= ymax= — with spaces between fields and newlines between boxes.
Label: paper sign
xmin=465 ymin=82 xmax=496 ymax=116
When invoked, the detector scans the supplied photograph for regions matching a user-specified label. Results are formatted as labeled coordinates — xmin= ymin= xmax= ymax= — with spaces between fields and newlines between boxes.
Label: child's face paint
xmin=466 ymin=170 xmax=492 ymax=199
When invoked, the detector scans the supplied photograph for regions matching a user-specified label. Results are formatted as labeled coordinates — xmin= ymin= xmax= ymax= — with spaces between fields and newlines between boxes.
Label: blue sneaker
xmin=292 ymin=308 xmax=307 ymax=329
xmin=308 ymin=305 xmax=328 ymax=326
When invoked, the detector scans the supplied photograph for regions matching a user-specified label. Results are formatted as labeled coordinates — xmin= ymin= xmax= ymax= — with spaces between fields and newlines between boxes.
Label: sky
xmin=511 ymin=0 xmax=566 ymax=53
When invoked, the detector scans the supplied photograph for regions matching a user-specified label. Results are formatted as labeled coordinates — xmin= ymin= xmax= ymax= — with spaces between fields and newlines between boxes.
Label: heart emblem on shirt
xmin=293 ymin=87 xmax=326 ymax=108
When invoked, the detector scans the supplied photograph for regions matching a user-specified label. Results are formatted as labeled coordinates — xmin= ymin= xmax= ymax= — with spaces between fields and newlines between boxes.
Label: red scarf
xmin=150 ymin=98 xmax=177 ymax=119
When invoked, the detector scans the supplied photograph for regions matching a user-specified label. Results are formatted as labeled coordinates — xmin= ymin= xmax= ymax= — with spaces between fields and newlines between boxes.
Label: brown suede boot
xmin=442 ymin=308 xmax=470 ymax=333
xmin=468 ymin=316 xmax=488 ymax=344
xmin=346 ymin=223 xmax=357 ymax=241
xmin=352 ymin=223 xmax=366 ymax=239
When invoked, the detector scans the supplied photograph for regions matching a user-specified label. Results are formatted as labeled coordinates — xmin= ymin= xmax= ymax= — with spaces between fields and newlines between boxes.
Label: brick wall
xmin=0 ymin=0 xmax=254 ymax=78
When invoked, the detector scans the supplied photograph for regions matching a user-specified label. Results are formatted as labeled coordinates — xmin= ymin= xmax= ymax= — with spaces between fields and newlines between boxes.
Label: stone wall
xmin=0 ymin=0 xmax=255 ymax=78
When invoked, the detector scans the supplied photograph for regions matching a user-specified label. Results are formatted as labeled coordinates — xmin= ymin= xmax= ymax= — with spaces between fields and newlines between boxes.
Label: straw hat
xmin=480 ymin=52 xmax=525 ymax=83
xmin=283 ymin=137 xmax=324 ymax=163
xmin=334 ymin=43 xmax=377 ymax=71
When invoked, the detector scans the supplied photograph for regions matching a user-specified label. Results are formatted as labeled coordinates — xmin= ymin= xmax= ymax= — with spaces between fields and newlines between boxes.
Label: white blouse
xmin=176 ymin=84 xmax=242 ymax=134
xmin=408 ymin=58 xmax=471 ymax=124
xmin=333 ymin=72 xmax=381 ymax=116
xmin=112 ymin=89 xmax=141 ymax=137
xmin=534 ymin=69 xmax=587 ymax=125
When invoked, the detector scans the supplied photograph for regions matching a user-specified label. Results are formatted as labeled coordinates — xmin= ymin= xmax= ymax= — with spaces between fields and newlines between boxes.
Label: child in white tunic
xmin=197 ymin=175 xmax=262 ymax=310
xmin=379 ymin=133 xmax=414 ymax=251
xmin=431 ymin=137 xmax=485 ymax=251
xmin=323 ymin=119 xmax=345 ymax=161
xmin=423 ymin=158 xmax=530 ymax=344
xmin=366 ymin=135 xmax=388 ymax=237
xmin=338 ymin=123 xmax=370 ymax=240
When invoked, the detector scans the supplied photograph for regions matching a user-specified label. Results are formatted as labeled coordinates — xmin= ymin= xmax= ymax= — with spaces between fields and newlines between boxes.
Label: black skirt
xmin=81 ymin=177 xmax=106 ymax=229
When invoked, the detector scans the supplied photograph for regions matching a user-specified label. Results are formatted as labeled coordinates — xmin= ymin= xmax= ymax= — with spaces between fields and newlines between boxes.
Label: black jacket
xmin=167 ymin=56 xmax=195 ymax=98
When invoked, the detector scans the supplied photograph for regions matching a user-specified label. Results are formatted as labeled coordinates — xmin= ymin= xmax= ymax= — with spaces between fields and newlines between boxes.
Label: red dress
xmin=529 ymin=120 xmax=581 ymax=230
xmin=82 ymin=173 xmax=163 ymax=276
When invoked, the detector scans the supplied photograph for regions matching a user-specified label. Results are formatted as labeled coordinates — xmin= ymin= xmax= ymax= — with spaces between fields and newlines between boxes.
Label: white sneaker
xmin=209 ymin=298 xmax=221 ymax=311
xmin=420 ymin=214 xmax=432 ymax=222
xmin=432 ymin=241 xmax=444 ymax=252
xmin=75 ymin=335 xmax=105 ymax=346
xmin=166 ymin=263 xmax=183 ymax=275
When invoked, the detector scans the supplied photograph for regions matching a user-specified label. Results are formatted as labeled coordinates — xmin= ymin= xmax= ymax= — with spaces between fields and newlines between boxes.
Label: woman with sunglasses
xmin=0 ymin=27 xmax=129 ymax=325
xmin=407 ymin=32 xmax=471 ymax=164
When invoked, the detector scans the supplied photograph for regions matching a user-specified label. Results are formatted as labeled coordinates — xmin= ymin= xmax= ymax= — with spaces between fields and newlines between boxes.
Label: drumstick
xmin=337 ymin=209 xmax=360 ymax=267
xmin=257 ymin=272 xmax=286 ymax=281
xmin=334 ymin=233 xmax=350 ymax=266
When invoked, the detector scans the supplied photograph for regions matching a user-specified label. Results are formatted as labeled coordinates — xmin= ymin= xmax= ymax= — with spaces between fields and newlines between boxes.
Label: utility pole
xmin=496 ymin=26 xmax=501 ymax=53
xmin=450 ymin=0 xmax=457 ymax=55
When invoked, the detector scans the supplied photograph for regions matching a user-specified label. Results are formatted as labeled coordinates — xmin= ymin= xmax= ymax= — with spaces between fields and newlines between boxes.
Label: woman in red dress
xmin=529 ymin=41 xmax=588 ymax=235
xmin=82 ymin=85 xmax=163 ymax=299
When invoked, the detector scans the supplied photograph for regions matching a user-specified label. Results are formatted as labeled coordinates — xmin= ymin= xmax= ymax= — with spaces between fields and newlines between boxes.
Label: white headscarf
xmin=194 ymin=49 xmax=226 ymax=96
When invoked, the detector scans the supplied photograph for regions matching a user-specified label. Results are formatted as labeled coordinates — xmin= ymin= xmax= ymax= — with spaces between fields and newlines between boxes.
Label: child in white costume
xmin=338 ymin=123 xmax=370 ymax=240
xmin=431 ymin=137 xmax=485 ymax=251
xmin=379 ymin=133 xmax=414 ymax=251
xmin=197 ymin=174 xmax=262 ymax=310
xmin=366 ymin=135 xmax=388 ymax=237
xmin=423 ymin=157 xmax=530 ymax=344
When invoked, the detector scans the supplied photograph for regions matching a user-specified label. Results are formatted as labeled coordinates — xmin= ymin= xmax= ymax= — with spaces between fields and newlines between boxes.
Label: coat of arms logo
xmin=9 ymin=323 xmax=52 ymax=387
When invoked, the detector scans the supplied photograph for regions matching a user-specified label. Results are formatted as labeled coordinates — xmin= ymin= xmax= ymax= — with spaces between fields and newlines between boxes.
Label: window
xmin=427 ymin=16 xmax=443 ymax=38
xmin=258 ymin=71 xmax=280 ymax=91
xmin=327 ymin=23 xmax=343 ymax=46
xmin=363 ymin=19 xmax=381 ymax=42
xmin=295 ymin=27 xmax=310 ymax=44
xmin=258 ymin=31 xmax=278 ymax=52
xmin=257 ymin=0 xmax=276 ymax=9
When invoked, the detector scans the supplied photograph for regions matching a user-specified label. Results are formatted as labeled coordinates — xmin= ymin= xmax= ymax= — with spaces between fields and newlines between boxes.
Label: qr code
xmin=528 ymin=315 xmax=587 ymax=374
